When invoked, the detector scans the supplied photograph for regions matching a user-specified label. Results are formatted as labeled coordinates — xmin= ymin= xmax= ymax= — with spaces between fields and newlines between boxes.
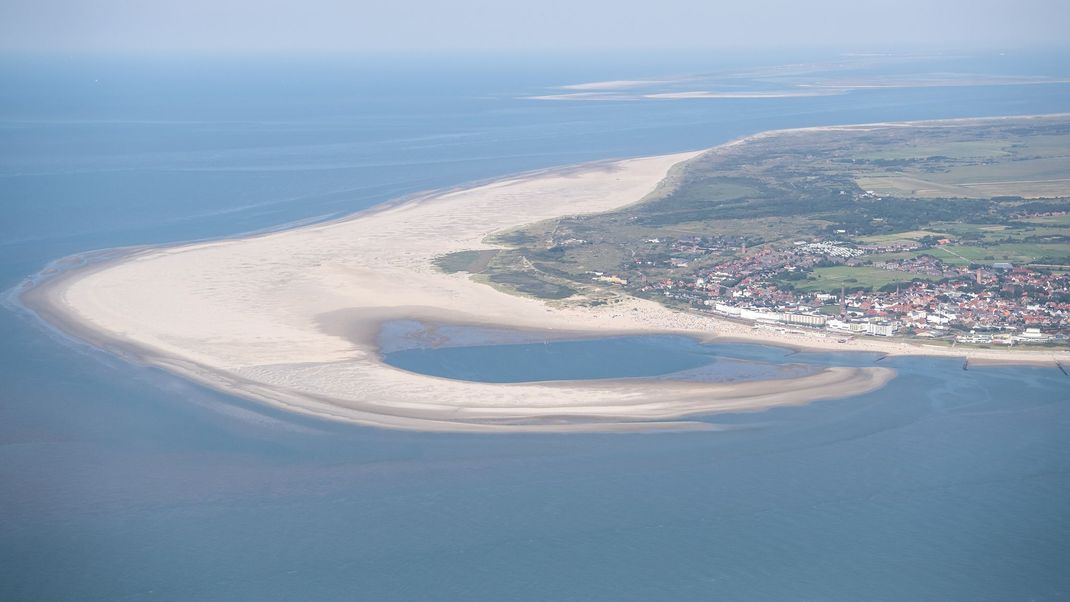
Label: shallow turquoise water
xmin=2 ymin=52 xmax=1070 ymax=600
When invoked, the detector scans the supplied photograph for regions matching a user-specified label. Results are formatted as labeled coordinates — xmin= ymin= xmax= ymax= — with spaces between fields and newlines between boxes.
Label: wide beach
xmin=18 ymin=134 xmax=1068 ymax=431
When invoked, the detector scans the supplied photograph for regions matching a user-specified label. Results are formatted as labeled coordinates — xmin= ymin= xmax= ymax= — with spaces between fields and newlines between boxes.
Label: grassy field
xmin=448 ymin=116 xmax=1070 ymax=306
xmin=1023 ymin=214 xmax=1070 ymax=226
xmin=853 ymin=155 xmax=1070 ymax=200
xmin=789 ymin=266 xmax=938 ymax=293
xmin=933 ymin=243 xmax=1070 ymax=265
xmin=856 ymin=218 xmax=1070 ymax=267
xmin=865 ymin=242 xmax=1070 ymax=267
xmin=857 ymin=230 xmax=949 ymax=244
xmin=846 ymin=121 xmax=1070 ymax=199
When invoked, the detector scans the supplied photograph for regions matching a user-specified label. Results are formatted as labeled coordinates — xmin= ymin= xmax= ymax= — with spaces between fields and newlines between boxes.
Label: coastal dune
xmin=27 ymin=149 xmax=899 ymax=432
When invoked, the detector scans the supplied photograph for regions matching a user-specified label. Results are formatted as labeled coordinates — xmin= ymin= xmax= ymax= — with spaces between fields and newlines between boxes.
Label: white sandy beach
xmin=23 ymin=132 xmax=1068 ymax=431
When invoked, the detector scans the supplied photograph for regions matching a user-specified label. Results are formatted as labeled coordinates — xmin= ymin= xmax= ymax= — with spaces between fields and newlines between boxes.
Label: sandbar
xmin=21 ymin=134 xmax=1062 ymax=432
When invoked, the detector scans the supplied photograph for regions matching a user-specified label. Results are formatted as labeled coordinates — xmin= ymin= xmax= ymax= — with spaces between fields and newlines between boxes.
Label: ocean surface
xmin=2 ymin=51 xmax=1070 ymax=600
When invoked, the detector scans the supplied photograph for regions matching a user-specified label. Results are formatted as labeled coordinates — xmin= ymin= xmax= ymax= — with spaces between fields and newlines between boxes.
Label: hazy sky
xmin=2 ymin=0 xmax=1068 ymax=53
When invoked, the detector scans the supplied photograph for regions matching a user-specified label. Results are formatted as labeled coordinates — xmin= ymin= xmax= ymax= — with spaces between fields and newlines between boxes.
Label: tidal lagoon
xmin=3 ymin=53 xmax=1070 ymax=599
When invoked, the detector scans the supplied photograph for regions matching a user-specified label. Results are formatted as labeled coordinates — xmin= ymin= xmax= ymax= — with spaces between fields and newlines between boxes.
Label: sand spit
xmin=20 ymin=126 xmax=1067 ymax=432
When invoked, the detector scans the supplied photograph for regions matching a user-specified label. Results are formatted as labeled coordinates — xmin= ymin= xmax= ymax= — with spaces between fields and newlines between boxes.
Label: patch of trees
xmin=822 ymin=197 xmax=997 ymax=236
xmin=1010 ymin=199 xmax=1069 ymax=214
xmin=777 ymin=268 xmax=811 ymax=281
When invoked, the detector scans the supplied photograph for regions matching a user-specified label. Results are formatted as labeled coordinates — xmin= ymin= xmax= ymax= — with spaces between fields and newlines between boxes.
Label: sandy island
xmin=19 ymin=130 xmax=1069 ymax=432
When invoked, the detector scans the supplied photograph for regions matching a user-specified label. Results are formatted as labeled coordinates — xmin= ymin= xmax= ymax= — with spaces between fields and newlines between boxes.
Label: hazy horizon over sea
xmin=2 ymin=50 xmax=1070 ymax=600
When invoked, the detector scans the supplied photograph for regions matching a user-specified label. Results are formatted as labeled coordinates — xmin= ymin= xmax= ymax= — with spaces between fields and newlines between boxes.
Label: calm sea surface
xmin=2 ymin=52 xmax=1070 ymax=600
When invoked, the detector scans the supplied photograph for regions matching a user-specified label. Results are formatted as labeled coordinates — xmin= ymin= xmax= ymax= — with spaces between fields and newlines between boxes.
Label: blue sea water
xmin=380 ymin=323 xmax=824 ymax=384
xmin=2 ymin=51 xmax=1070 ymax=600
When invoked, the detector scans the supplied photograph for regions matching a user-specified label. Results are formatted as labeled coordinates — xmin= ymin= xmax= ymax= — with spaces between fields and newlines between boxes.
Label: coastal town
xmin=581 ymin=231 xmax=1070 ymax=347
xmin=488 ymin=117 xmax=1070 ymax=350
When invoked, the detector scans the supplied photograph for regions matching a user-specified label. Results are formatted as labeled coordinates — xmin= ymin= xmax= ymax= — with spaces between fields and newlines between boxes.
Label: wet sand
xmin=19 ymin=129 xmax=1063 ymax=432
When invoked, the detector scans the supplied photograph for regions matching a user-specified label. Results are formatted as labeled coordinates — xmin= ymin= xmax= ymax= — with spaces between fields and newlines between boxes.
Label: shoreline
xmin=15 ymin=117 xmax=1070 ymax=432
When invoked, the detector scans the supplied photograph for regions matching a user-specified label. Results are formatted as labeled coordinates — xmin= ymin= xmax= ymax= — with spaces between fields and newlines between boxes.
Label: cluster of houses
xmin=614 ymin=236 xmax=1070 ymax=345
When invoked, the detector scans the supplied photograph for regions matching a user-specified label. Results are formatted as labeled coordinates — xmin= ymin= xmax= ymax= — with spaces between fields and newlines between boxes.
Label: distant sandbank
xmin=18 ymin=124 xmax=1068 ymax=432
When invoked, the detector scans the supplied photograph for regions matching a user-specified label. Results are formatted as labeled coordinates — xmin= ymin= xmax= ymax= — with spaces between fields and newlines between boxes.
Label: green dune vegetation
xmin=437 ymin=115 xmax=1070 ymax=343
